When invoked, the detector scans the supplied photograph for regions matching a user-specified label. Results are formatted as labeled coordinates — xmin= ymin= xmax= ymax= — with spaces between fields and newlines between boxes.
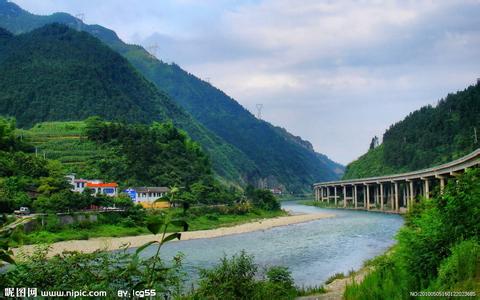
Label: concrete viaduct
xmin=313 ymin=148 xmax=480 ymax=213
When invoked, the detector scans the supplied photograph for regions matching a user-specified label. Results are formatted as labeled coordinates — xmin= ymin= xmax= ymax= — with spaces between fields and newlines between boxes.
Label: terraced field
xmin=17 ymin=121 xmax=107 ymax=176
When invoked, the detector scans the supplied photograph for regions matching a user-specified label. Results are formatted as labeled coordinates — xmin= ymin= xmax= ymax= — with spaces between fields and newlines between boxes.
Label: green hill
xmin=0 ymin=23 xmax=257 ymax=185
xmin=0 ymin=0 xmax=343 ymax=192
xmin=344 ymin=83 xmax=480 ymax=179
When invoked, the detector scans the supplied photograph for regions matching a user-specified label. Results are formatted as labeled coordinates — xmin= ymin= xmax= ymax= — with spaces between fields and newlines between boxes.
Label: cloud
xmin=14 ymin=0 xmax=480 ymax=164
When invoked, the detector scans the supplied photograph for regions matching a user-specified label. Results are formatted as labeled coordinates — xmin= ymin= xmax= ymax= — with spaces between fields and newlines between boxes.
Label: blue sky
xmin=14 ymin=0 xmax=480 ymax=164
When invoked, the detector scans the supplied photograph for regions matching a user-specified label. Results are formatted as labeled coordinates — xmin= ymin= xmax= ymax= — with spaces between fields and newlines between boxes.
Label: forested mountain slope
xmin=0 ymin=0 xmax=344 ymax=191
xmin=344 ymin=83 xmax=480 ymax=179
xmin=0 ymin=24 xmax=257 ymax=184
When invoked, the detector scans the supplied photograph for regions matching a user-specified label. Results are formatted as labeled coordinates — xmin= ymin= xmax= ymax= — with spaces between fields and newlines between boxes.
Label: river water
xmin=139 ymin=201 xmax=404 ymax=286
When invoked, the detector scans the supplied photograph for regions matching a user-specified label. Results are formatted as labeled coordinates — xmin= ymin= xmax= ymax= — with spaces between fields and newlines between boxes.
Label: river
xmin=138 ymin=201 xmax=404 ymax=287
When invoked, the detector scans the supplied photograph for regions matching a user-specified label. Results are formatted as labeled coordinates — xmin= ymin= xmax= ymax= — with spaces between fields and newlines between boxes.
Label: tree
xmin=369 ymin=136 xmax=379 ymax=150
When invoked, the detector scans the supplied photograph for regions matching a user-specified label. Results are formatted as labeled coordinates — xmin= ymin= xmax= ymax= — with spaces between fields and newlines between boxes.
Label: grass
xmin=14 ymin=209 xmax=287 ymax=246
xmin=295 ymin=285 xmax=326 ymax=296
xmin=13 ymin=224 xmax=148 ymax=246
xmin=183 ymin=209 xmax=286 ymax=231
xmin=325 ymin=272 xmax=346 ymax=284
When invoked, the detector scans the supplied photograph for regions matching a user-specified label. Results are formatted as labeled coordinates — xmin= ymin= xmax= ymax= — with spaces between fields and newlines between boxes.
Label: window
xmin=104 ymin=188 xmax=115 ymax=194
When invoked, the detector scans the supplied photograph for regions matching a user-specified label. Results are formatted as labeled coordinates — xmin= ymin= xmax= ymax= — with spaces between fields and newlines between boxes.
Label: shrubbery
xmin=188 ymin=251 xmax=296 ymax=300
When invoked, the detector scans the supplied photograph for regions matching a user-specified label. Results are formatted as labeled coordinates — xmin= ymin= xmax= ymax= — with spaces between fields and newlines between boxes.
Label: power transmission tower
xmin=205 ymin=77 xmax=211 ymax=84
xmin=147 ymin=44 xmax=158 ymax=58
xmin=75 ymin=13 xmax=85 ymax=31
xmin=256 ymin=104 xmax=263 ymax=119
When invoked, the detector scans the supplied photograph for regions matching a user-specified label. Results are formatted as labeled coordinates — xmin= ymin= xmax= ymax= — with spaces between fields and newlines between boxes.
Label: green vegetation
xmin=325 ymin=272 xmax=346 ymax=284
xmin=84 ymin=118 xmax=213 ymax=188
xmin=16 ymin=121 xmax=105 ymax=177
xmin=344 ymin=169 xmax=480 ymax=299
xmin=0 ymin=0 xmax=344 ymax=192
xmin=186 ymin=251 xmax=297 ymax=300
xmin=0 ymin=22 xmax=257 ymax=187
xmin=344 ymin=83 xmax=480 ymax=179
xmin=0 ymin=24 xmax=167 ymax=127
xmin=1 ymin=213 xmax=188 ymax=298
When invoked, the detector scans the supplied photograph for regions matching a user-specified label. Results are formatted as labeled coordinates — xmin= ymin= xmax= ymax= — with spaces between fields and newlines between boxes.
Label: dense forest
xmin=0 ymin=0 xmax=344 ymax=192
xmin=344 ymin=83 xmax=480 ymax=179
xmin=0 ymin=23 xmax=258 ymax=186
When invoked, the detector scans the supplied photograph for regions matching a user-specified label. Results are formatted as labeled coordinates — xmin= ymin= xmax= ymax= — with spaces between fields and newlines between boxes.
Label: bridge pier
xmin=366 ymin=184 xmax=370 ymax=210
xmin=380 ymin=183 xmax=384 ymax=211
xmin=354 ymin=185 xmax=358 ymax=208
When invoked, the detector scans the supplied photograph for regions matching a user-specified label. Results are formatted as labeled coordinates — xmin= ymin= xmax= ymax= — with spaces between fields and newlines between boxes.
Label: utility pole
xmin=75 ymin=13 xmax=85 ymax=31
xmin=474 ymin=127 xmax=478 ymax=144
xmin=256 ymin=104 xmax=263 ymax=119
xmin=147 ymin=43 xmax=158 ymax=59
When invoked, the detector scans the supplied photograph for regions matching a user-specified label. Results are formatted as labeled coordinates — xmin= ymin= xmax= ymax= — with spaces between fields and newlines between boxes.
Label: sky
xmin=14 ymin=0 xmax=480 ymax=165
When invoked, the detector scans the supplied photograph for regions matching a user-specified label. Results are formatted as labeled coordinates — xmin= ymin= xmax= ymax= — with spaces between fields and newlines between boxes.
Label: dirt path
xmin=296 ymin=268 xmax=371 ymax=300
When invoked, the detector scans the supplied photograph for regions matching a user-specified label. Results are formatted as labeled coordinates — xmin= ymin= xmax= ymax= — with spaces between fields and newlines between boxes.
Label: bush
xmin=261 ymin=266 xmax=297 ymax=299
xmin=193 ymin=251 xmax=258 ymax=300
xmin=43 ymin=215 xmax=62 ymax=232
xmin=246 ymin=187 xmax=281 ymax=211
xmin=433 ymin=239 xmax=480 ymax=291
xmin=190 ymin=251 xmax=296 ymax=300
xmin=120 ymin=216 xmax=137 ymax=227
xmin=0 ymin=247 xmax=184 ymax=297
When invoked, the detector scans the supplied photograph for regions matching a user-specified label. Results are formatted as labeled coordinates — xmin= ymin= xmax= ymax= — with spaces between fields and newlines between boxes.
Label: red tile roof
xmin=86 ymin=182 xmax=118 ymax=188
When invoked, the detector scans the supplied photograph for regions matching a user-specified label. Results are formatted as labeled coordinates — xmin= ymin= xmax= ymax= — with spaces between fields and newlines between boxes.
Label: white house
xmin=124 ymin=187 xmax=170 ymax=208
xmin=67 ymin=174 xmax=118 ymax=197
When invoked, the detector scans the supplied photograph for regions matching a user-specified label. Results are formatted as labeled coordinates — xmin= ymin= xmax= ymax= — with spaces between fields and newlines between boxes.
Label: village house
xmin=269 ymin=187 xmax=284 ymax=195
xmin=124 ymin=187 xmax=170 ymax=208
xmin=66 ymin=174 xmax=118 ymax=197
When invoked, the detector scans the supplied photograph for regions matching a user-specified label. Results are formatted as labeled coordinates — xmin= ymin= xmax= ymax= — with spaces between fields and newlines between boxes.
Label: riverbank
xmin=297 ymin=266 xmax=371 ymax=300
xmin=13 ymin=212 xmax=334 ymax=257
xmin=12 ymin=208 xmax=287 ymax=246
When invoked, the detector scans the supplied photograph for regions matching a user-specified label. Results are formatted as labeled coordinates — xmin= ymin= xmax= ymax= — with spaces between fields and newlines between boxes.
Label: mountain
xmin=0 ymin=23 xmax=258 ymax=184
xmin=344 ymin=83 xmax=480 ymax=179
xmin=0 ymin=0 xmax=344 ymax=192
